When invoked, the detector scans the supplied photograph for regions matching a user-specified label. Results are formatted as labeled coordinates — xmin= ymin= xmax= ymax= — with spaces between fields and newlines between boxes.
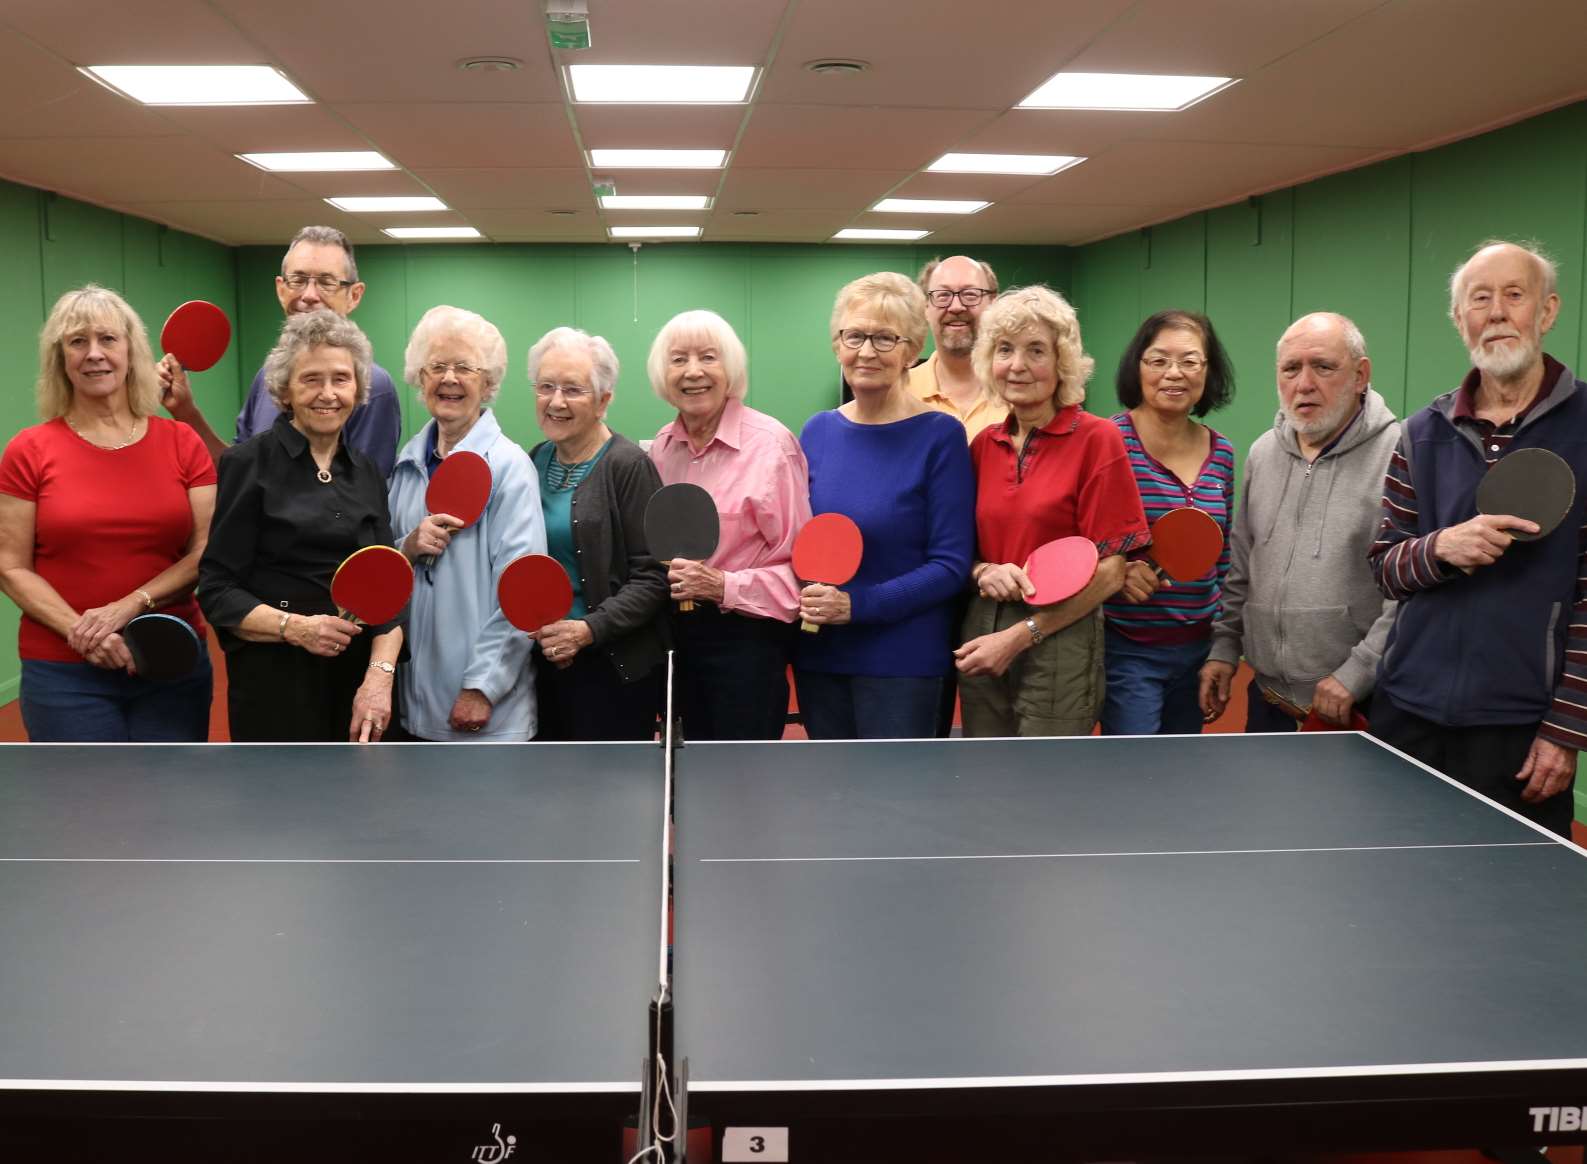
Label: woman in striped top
xmin=1101 ymin=310 xmax=1237 ymax=736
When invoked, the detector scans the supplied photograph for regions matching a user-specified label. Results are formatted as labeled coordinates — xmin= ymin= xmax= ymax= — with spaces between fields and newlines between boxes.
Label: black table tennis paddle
xmin=644 ymin=483 xmax=719 ymax=612
xmin=123 ymin=613 xmax=202 ymax=681
xmin=1476 ymin=447 xmax=1575 ymax=542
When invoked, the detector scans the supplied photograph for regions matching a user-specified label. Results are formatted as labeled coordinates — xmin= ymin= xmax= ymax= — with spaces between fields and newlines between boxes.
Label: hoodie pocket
xmin=1247 ymin=602 xmax=1353 ymax=684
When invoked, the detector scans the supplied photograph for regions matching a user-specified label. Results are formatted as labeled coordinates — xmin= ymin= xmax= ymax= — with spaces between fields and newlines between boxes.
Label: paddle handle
xmin=800 ymin=617 xmax=820 ymax=634
xmin=662 ymin=560 xmax=697 ymax=613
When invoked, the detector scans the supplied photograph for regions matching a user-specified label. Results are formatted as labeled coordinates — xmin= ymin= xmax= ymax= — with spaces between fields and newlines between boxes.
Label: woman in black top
xmin=198 ymin=310 xmax=403 ymax=742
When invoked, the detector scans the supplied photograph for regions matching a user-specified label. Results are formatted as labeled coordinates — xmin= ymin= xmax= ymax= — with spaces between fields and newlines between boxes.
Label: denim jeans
xmin=1099 ymin=626 xmax=1209 ymax=736
xmin=21 ymin=655 xmax=212 ymax=742
xmin=794 ymin=671 xmax=944 ymax=740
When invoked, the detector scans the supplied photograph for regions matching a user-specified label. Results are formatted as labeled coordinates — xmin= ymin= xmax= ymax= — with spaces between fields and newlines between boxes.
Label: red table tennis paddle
xmin=497 ymin=554 xmax=575 ymax=634
xmin=644 ymin=483 xmax=720 ymax=612
xmin=1476 ymin=447 xmax=1575 ymax=542
xmin=792 ymin=513 xmax=863 ymax=634
xmin=123 ymin=613 xmax=202 ymax=681
xmin=1260 ymin=684 xmax=1368 ymax=732
xmin=330 ymin=545 xmax=413 ymax=626
xmin=420 ymin=450 xmax=491 ymax=567
xmin=160 ymin=301 xmax=232 ymax=373
xmin=1149 ymin=506 xmax=1224 ymax=583
xmin=1023 ymin=536 xmax=1099 ymax=606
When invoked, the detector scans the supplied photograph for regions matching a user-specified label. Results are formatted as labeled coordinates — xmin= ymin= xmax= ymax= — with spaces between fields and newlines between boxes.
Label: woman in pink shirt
xmin=648 ymin=310 xmax=812 ymax=739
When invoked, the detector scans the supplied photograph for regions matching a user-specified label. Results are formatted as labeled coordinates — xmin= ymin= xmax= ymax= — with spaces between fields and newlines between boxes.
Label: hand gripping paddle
xmin=497 ymin=554 xmax=575 ymax=634
xmin=420 ymin=450 xmax=492 ymax=567
xmin=792 ymin=513 xmax=863 ymax=634
xmin=330 ymin=545 xmax=414 ymax=626
xmin=1149 ymin=506 xmax=1224 ymax=583
xmin=123 ymin=613 xmax=202 ymax=681
xmin=1475 ymin=447 xmax=1575 ymax=542
xmin=1259 ymin=684 xmax=1369 ymax=733
xmin=1023 ymin=536 xmax=1099 ymax=606
xmin=160 ymin=301 xmax=232 ymax=373
xmin=644 ymin=483 xmax=720 ymax=612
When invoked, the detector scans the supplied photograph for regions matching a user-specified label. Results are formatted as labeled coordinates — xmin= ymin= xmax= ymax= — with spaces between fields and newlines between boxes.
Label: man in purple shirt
xmin=158 ymin=226 xmax=401 ymax=476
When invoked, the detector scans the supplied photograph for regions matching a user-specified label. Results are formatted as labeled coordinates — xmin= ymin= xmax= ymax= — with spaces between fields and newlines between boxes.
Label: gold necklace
xmin=65 ymin=413 xmax=140 ymax=450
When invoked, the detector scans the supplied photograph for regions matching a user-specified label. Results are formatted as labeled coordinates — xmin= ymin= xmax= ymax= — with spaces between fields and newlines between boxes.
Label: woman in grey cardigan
xmin=526 ymin=326 xmax=667 ymax=740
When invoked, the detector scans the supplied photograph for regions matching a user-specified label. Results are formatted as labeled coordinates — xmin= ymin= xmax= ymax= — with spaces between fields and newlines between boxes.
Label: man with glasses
xmin=910 ymin=255 xmax=1006 ymax=441
xmin=159 ymin=226 xmax=401 ymax=476
xmin=1200 ymin=312 xmax=1400 ymax=733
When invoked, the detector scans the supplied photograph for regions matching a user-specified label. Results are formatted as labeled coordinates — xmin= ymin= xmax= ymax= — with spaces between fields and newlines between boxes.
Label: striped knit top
xmin=1103 ymin=411 xmax=1236 ymax=645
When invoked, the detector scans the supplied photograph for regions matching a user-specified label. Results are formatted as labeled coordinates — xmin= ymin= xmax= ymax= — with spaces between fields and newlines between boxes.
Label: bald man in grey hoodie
xmin=1200 ymin=312 xmax=1400 ymax=729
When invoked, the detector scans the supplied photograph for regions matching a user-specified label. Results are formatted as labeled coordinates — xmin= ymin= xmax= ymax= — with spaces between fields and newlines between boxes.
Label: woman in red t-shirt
xmin=0 ymin=285 xmax=216 ymax=740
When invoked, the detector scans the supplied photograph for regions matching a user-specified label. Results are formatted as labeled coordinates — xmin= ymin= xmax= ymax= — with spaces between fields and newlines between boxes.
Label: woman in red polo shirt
xmin=954 ymin=285 xmax=1149 ymax=736
xmin=0 ymin=285 xmax=216 ymax=740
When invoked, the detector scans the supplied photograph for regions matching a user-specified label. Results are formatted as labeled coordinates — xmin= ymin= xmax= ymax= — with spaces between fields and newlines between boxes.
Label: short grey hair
xmin=1448 ymin=239 xmax=1558 ymax=318
xmin=1275 ymin=312 xmax=1368 ymax=364
xmin=526 ymin=326 xmax=620 ymax=401
xmin=281 ymin=225 xmax=359 ymax=284
xmin=917 ymin=255 xmax=1000 ymax=296
xmin=262 ymin=309 xmax=373 ymax=410
xmin=647 ymin=309 xmax=749 ymax=404
xmin=403 ymin=305 xmax=508 ymax=404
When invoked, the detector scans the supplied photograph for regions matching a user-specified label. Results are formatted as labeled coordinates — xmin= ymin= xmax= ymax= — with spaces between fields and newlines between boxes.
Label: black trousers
xmin=225 ymin=639 xmax=372 ymax=742
xmin=535 ymin=647 xmax=661 ymax=741
xmin=670 ymin=605 xmax=793 ymax=741
xmin=1369 ymin=691 xmax=1577 ymax=838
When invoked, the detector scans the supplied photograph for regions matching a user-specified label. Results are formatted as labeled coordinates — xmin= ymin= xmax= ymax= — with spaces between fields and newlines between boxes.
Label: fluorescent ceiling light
xmin=600 ymin=195 xmax=713 ymax=211
xmin=872 ymin=198 xmax=988 ymax=215
xmin=609 ymin=226 xmax=702 ymax=239
xmin=326 ymin=197 xmax=446 ymax=213
xmin=832 ymin=228 xmax=930 ymax=242
xmin=383 ymin=227 xmax=483 ymax=240
xmin=927 ymin=152 xmax=1084 ymax=176
xmin=1019 ymin=71 xmax=1235 ymax=111
xmin=82 ymin=65 xmax=309 ymax=107
xmin=588 ymin=149 xmax=727 ymax=169
xmin=569 ymin=65 xmax=756 ymax=103
xmin=239 ymin=151 xmax=396 ymax=172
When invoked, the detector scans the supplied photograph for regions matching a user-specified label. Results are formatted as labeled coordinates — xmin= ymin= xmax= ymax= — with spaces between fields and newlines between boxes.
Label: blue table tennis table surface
xmin=2 ymin=731 xmax=1585 ymax=1163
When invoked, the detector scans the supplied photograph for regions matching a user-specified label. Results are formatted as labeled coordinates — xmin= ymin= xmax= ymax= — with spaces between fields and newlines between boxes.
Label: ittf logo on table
xmin=470 ymin=1122 xmax=516 ymax=1162
xmin=1529 ymin=1106 xmax=1587 ymax=1133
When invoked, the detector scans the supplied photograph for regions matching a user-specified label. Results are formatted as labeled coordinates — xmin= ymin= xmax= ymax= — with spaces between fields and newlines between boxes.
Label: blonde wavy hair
xmin=971 ymin=285 xmax=1093 ymax=410
xmin=35 ymin=285 xmax=162 ymax=420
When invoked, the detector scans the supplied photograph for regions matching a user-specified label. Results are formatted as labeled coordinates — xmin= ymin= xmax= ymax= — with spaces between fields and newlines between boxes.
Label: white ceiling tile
xmin=332 ymin=103 xmax=582 ymax=168
xmin=716 ymin=168 xmax=909 ymax=211
xmin=412 ymin=168 xmax=595 ymax=209
xmin=574 ymin=104 xmax=745 ymax=151
xmin=733 ymin=105 xmax=989 ymax=169
xmin=0 ymin=137 xmax=304 ymax=202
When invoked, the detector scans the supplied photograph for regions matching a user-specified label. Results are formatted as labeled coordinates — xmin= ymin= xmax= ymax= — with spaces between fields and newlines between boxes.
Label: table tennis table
xmin=3 ymin=730 xmax=1586 ymax=1162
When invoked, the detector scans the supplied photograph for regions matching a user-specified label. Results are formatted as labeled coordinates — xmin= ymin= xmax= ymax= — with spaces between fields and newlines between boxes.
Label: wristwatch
xmin=1023 ymin=617 xmax=1044 ymax=645
xmin=367 ymin=660 xmax=396 ymax=674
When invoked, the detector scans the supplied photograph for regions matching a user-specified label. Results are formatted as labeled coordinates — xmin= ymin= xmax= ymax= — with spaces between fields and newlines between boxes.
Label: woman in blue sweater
xmin=796 ymin=272 xmax=976 ymax=738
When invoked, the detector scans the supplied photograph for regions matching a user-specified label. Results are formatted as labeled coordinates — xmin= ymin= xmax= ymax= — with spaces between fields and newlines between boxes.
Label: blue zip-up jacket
xmin=388 ymin=409 xmax=546 ymax=740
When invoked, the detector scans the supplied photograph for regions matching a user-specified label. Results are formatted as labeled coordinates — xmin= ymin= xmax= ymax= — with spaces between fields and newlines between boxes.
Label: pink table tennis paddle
xmin=1023 ymin=536 xmax=1099 ymax=606
xmin=330 ymin=545 xmax=413 ymax=626
xmin=792 ymin=513 xmax=863 ymax=634
xmin=160 ymin=301 xmax=232 ymax=373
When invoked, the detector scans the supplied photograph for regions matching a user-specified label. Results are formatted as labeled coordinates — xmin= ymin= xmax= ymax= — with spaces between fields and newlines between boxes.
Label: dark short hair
xmin=1114 ymin=310 xmax=1235 ymax=416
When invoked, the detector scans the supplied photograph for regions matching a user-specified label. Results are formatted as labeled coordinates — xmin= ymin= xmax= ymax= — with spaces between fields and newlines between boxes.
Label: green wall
xmin=233 ymin=242 xmax=1071 ymax=448
xmin=1068 ymin=100 xmax=1587 ymax=823
xmin=0 ymin=178 xmax=240 ymax=705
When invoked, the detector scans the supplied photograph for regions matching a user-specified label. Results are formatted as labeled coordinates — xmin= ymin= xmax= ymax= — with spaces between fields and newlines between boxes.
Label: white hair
xmin=403 ymin=305 xmax=508 ymax=403
xmin=1449 ymin=239 xmax=1559 ymax=318
xmin=526 ymin=326 xmax=619 ymax=400
xmin=647 ymin=309 xmax=749 ymax=404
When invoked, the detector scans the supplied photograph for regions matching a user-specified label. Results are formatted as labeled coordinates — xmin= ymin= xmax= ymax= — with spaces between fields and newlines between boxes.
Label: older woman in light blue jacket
xmin=388 ymin=305 xmax=546 ymax=740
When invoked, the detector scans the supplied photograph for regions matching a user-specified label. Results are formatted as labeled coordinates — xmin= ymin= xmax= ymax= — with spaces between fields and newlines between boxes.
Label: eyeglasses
xmin=926 ymin=288 xmax=992 ymax=308
xmin=282 ymin=273 xmax=354 ymax=294
xmin=534 ymin=381 xmax=595 ymax=401
xmin=837 ymin=329 xmax=905 ymax=353
xmin=1141 ymin=354 xmax=1206 ymax=374
xmin=423 ymin=361 xmax=483 ymax=380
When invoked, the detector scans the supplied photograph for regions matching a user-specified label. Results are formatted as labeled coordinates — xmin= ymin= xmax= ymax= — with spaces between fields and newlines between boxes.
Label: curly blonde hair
xmin=971 ymin=285 xmax=1094 ymax=410
xmin=35 ymin=285 xmax=162 ymax=420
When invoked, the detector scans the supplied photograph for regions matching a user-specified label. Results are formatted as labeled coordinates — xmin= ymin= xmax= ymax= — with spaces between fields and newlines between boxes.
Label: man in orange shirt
xmin=909 ymin=255 xmax=1007 ymax=441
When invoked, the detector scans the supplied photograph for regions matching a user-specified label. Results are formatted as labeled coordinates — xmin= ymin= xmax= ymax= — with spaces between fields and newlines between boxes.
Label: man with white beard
xmin=1200 ymin=312 xmax=1400 ymax=733
xmin=909 ymin=255 xmax=1007 ymax=441
xmin=1368 ymin=240 xmax=1581 ymax=836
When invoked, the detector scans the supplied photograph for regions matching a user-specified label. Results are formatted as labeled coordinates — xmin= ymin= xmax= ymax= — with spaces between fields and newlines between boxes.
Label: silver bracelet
xmin=278 ymin=611 xmax=291 ymax=641
xmin=1024 ymin=616 xmax=1044 ymax=645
